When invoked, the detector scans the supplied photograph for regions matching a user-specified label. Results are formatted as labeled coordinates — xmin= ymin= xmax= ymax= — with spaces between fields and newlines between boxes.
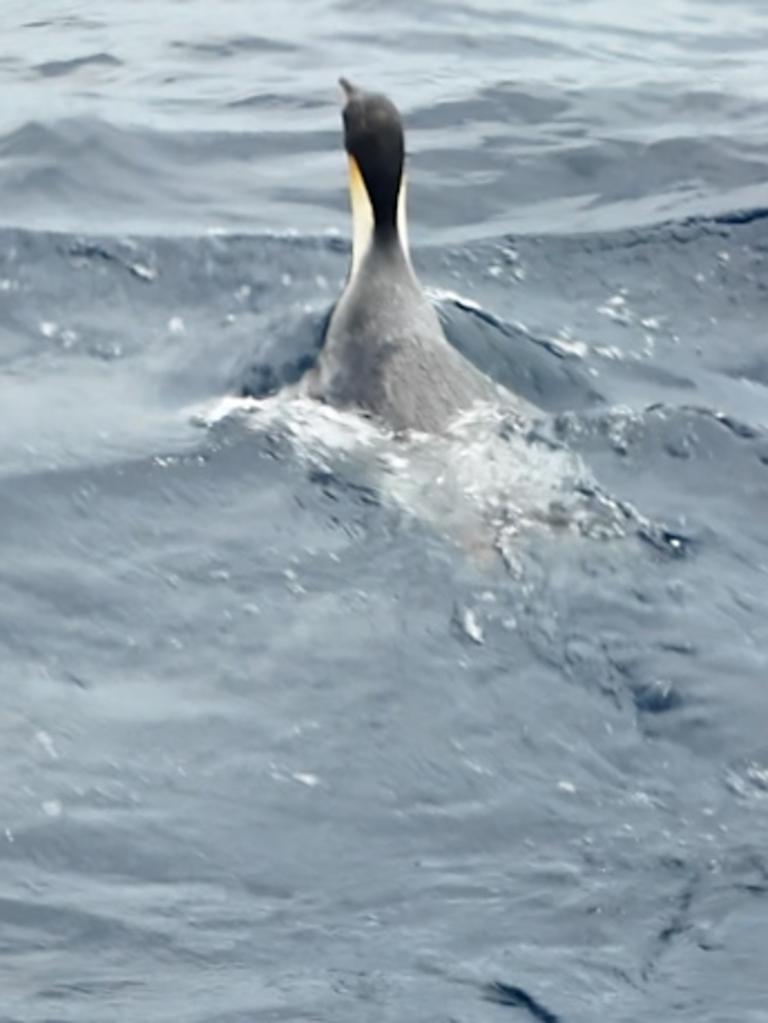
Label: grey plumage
xmin=307 ymin=238 xmax=501 ymax=433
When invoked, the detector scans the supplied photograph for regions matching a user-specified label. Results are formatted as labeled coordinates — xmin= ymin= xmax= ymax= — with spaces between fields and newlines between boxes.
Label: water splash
xmin=190 ymin=390 xmax=657 ymax=566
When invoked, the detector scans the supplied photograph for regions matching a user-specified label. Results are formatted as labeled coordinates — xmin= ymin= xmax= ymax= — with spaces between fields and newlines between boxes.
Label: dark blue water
xmin=2 ymin=3 xmax=768 ymax=1022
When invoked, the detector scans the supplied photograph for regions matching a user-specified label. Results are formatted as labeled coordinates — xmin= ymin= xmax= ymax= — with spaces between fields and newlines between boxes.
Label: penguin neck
xmin=372 ymin=221 xmax=401 ymax=252
xmin=350 ymin=172 xmax=411 ymax=278
xmin=363 ymin=226 xmax=413 ymax=286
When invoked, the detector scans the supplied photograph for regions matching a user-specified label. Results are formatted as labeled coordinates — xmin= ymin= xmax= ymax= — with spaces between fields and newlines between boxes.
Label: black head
xmin=339 ymin=78 xmax=405 ymax=233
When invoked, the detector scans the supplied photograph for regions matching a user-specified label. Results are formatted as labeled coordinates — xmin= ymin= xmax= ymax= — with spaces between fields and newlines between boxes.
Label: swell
xmin=0 ymin=104 xmax=766 ymax=237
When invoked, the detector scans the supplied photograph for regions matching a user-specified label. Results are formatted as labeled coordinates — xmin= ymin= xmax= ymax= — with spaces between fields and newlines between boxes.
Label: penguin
xmin=302 ymin=78 xmax=524 ymax=433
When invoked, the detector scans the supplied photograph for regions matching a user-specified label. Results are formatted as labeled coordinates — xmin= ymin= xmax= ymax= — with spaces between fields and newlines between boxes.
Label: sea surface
xmin=1 ymin=2 xmax=768 ymax=1021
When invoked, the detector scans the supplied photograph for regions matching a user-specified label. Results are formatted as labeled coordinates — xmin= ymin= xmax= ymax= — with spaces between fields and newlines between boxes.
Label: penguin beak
xmin=339 ymin=77 xmax=356 ymax=100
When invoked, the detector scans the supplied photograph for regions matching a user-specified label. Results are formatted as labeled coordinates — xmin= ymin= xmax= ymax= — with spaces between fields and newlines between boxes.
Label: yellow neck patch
xmin=348 ymin=155 xmax=374 ymax=278
xmin=347 ymin=155 xmax=410 ymax=279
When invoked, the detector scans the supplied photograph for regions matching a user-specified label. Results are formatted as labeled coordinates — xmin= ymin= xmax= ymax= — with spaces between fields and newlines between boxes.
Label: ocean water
xmin=1 ymin=2 xmax=768 ymax=1021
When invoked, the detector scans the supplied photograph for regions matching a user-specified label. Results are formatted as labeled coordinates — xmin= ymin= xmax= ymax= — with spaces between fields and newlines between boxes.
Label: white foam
xmin=188 ymin=390 xmax=627 ymax=558
xmin=35 ymin=730 xmax=59 ymax=760
xmin=457 ymin=606 xmax=485 ymax=645
xmin=425 ymin=286 xmax=483 ymax=313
